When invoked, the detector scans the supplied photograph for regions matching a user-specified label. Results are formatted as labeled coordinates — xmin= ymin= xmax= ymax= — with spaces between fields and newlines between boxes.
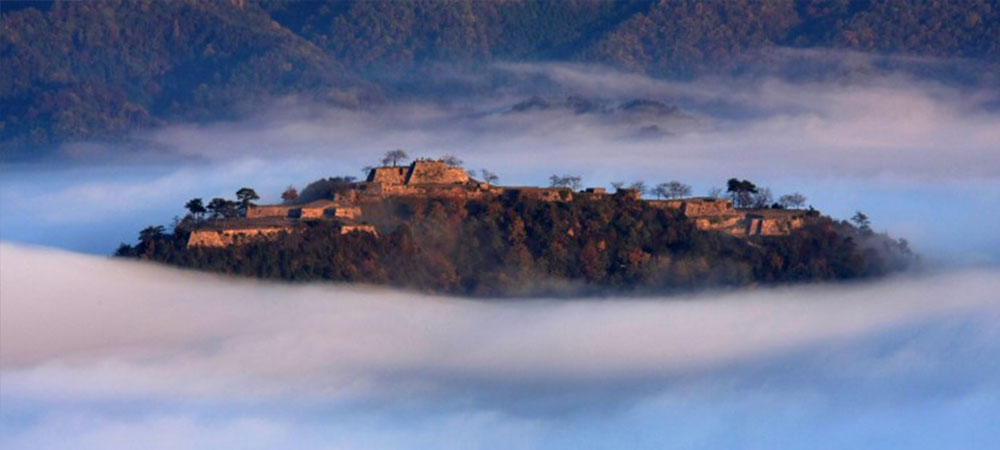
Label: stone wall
xmin=406 ymin=160 xmax=469 ymax=184
xmin=367 ymin=166 xmax=408 ymax=184
xmin=365 ymin=161 xmax=469 ymax=186
xmin=682 ymin=198 xmax=735 ymax=217
xmin=187 ymin=226 xmax=294 ymax=248
xmin=503 ymin=187 xmax=574 ymax=202
xmin=745 ymin=214 xmax=806 ymax=236
xmin=246 ymin=205 xmax=293 ymax=218
xmin=341 ymin=224 xmax=377 ymax=235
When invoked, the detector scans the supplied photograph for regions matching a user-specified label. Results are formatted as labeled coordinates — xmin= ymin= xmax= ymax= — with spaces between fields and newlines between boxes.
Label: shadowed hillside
xmin=4 ymin=0 xmax=999 ymax=156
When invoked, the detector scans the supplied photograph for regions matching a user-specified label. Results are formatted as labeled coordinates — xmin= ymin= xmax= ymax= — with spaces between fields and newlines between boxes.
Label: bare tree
xmin=708 ymin=186 xmax=724 ymax=198
xmin=549 ymin=175 xmax=583 ymax=191
xmin=610 ymin=181 xmax=625 ymax=191
xmin=480 ymin=169 xmax=499 ymax=185
xmin=653 ymin=183 xmax=670 ymax=199
xmin=751 ymin=187 xmax=773 ymax=209
xmin=778 ymin=192 xmax=807 ymax=209
xmin=381 ymin=149 xmax=409 ymax=167
xmin=441 ymin=154 xmax=463 ymax=167
xmin=665 ymin=180 xmax=692 ymax=199
xmin=629 ymin=181 xmax=647 ymax=196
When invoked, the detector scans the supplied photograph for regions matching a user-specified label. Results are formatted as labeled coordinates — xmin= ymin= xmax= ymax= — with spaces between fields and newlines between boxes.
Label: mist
xmin=2 ymin=243 xmax=999 ymax=449
xmin=3 ymin=59 xmax=999 ymax=263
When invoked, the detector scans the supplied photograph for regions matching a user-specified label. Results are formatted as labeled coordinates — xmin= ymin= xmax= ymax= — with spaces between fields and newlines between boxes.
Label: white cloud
xmin=2 ymin=244 xmax=999 ymax=448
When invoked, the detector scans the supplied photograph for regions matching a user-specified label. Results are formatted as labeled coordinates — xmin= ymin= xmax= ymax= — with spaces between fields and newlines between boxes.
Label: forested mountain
xmin=3 ymin=0 xmax=999 ymax=157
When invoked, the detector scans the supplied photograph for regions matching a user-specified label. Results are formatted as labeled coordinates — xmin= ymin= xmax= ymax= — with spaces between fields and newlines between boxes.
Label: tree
xmin=707 ymin=186 xmax=724 ymax=198
xmin=779 ymin=192 xmax=807 ymax=209
xmin=382 ymin=149 xmax=409 ymax=167
xmin=751 ymin=187 xmax=773 ymax=209
xmin=653 ymin=183 xmax=668 ymax=199
xmin=139 ymin=225 xmax=165 ymax=245
xmin=480 ymin=169 xmax=499 ymax=185
xmin=549 ymin=175 xmax=582 ymax=191
xmin=235 ymin=187 xmax=259 ymax=213
xmin=726 ymin=178 xmax=758 ymax=208
xmin=441 ymin=154 xmax=463 ymax=167
xmin=852 ymin=211 xmax=872 ymax=233
xmin=281 ymin=186 xmax=299 ymax=204
xmin=610 ymin=181 xmax=625 ymax=191
xmin=207 ymin=197 xmax=238 ymax=219
xmin=656 ymin=180 xmax=691 ymax=199
xmin=184 ymin=198 xmax=206 ymax=219
xmin=628 ymin=181 xmax=647 ymax=196
xmin=138 ymin=225 xmax=165 ymax=255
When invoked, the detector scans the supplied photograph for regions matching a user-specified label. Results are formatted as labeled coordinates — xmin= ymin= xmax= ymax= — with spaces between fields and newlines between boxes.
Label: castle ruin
xmin=189 ymin=157 xmax=808 ymax=247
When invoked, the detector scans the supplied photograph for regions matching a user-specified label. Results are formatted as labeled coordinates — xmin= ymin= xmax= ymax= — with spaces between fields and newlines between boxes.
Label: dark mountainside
xmin=3 ymin=0 xmax=1000 ymax=159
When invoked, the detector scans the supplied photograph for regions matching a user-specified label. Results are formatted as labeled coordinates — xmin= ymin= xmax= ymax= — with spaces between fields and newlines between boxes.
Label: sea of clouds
xmin=2 ymin=53 xmax=999 ymax=448
xmin=2 ymin=243 xmax=999 ymax=449
xmin=3 ymin=60 xmax=999 ymax=262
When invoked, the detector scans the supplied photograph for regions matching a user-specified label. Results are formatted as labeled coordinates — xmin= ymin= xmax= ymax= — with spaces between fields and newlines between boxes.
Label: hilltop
xmin=116 ymin=154 xmax=915 ymax=296
xmin=4 ymin=0 xmax=1000 ymax=157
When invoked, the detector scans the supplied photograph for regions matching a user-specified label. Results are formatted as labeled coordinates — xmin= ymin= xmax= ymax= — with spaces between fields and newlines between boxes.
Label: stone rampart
xmin=246 ymin=205 xmax=293 ymax=218
xmin=406 ymin=160 xmax=469 ymax=184
xmin=188 ymin=226 xmax=294 ymax=248
xmin=368 ymin=166 xmax=408 ymax=184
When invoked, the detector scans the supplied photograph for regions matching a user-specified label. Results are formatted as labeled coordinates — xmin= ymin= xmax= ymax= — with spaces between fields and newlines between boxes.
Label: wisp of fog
xmin=2 ymin=243 xmax=999 ymax=449
xmin=4 ymin=60 xmax=999 ymax=262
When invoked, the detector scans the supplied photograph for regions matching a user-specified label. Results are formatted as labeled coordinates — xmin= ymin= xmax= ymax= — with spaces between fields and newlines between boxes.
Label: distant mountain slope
xmin=3 ymin=0 xmax=999 ymax=158
xmin=1 ymin=0 xmax=369 ymax=157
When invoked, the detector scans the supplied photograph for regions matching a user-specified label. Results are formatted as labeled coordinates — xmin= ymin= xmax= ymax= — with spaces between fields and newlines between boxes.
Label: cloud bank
xmin=2 ymin=243 xmax=999 ymax=448
xmin=90 ymin=61 xmax=999 ymax=181
xmin=3 ymin=61 xmax=998 ymax=261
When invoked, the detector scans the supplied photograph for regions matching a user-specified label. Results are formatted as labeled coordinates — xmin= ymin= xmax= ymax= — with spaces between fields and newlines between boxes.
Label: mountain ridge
xmin=4 ymin=0 xmax=999 ymax=157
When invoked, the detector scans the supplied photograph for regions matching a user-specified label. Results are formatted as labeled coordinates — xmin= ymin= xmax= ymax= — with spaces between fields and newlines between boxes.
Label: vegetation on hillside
xmin=3 ymin=0 xmax=999 ymax=155
xmin=116 ymin=184 xmax=915 ymax=297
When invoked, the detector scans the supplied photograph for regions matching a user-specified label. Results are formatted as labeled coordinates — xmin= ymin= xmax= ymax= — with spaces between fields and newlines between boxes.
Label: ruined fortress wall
xmin=341 ymin=224 xmax=377 ymax=235
xmin=741 ymin=214 xmax=806 ymax=236
xmin=504 ymin=187 xmax=573 ymax=202
xmin=682 ymin=198 xmax=735 ymax=217
xmin=757 ymin=216 xmax=806 ymax=236
xmin=647 ymin=200 xmax=685 ymax=210
xmin=693 ymin=215 xmax=743 ymax=232
xmin=378 ymin=183 xmax=491 ymax=200
xmin=406 ymin=161 xmax=469 ymax=184
xmin=298 ymin=207 xmax=326 ymax=219
xmin=187 ymin=227 xmax=293 ymax=248
xmin=330 ymin=206 xmax=362 ymax=219
xmin=368 ymin=167 xmax=408 ymax=184
xmin=246 ymin=205 xmax=293 ymax=218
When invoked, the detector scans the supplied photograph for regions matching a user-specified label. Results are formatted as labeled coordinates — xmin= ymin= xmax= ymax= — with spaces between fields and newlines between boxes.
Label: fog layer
xmin=2 ymin=244 xmax=999 ymax=448
xmin=3 ymin=61 xmax=997 ymax=262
